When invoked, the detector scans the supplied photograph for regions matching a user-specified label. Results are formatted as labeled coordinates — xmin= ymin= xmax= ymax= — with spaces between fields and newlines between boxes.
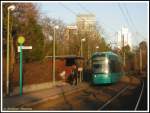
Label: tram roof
xmin=92 ymin=51 xmax=118 ymax=57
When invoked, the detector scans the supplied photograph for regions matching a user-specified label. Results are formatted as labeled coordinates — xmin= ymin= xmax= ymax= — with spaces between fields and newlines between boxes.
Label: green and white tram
xmin=91 ymin=52 xmax=123 ymax=84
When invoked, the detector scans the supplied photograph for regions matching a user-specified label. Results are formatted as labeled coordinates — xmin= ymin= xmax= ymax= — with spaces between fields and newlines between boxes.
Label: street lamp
xmin=139 ymin=48 xmax=142 ymax=73
xmin=52 ymin=25 xmax=59 ymax=85
xmin=80 ymin=38 xmax=86 ymax=57
xmin=79 ymin=38 xmax=86 ymax=82
xmin=95 ymin=46 xmax=99 ymax=52
xmin=8 ymin=5 xmax=15 ymax=11
xmin=6 ymin=5 xmax=15 ymax=95
xmin=122 ymin=34 xmax=126 ymax=67
xmin=96 ymin=46 xmax=99 ymax=49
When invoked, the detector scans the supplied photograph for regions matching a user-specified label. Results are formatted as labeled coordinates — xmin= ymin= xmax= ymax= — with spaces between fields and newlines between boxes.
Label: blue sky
xmin=37 ymin=1 xmax=148 ymax=47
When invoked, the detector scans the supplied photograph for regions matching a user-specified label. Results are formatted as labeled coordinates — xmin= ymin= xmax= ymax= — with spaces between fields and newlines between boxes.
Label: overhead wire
xmin=78 ymin=3 xmax=116 ymax=46
xmin=59 ymin=2 xmax=99 ymax=34
xmin=123 ymin=4 xmax=146 ymax=39
xmin=59 ymin=3 xmax=146 ymax=46
xmin=59 ymin=2 xmax=116 ymax=34
xmin=118 ymin=3 xmax=132 ymax=29
xmin=118 ymin=3 xmax=146 ymax=45
xmin=59 ymin=2 xmax=77 ymax=16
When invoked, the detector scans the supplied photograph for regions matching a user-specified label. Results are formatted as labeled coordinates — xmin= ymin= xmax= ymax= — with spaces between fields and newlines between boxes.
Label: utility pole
xmin=53 ymin=25 xmax=59 ymax=86
xmin=80 ymin=38 xmax=86 ymax=56
xmin=122 ymin=34 xmax=125 ymax=67
xmin=6 ymin=6 xmax=10 ymax=96
xmin=80 ymin=40 xmax=83 ymax=57
xmin=6 ymin=5 xmax=15 ymax=96
xmin=87 ymin=30 xmax=90 ymax=59
xmin=53 ymin=27 xmax=56 ymax=85
xmin=134 ymin=52 xmax=137 ymax=71
xmin=68 ymin=29 xmax=70 ymax=55
xmin=80 ymin=38 xmax=86 ymax=82
xmin=140 ymin=48 xmax=142 ymax=73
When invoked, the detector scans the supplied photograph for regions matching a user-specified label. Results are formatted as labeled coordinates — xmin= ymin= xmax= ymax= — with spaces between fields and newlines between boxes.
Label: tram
xmin=91 ymin=52 xmax=123 ymax=84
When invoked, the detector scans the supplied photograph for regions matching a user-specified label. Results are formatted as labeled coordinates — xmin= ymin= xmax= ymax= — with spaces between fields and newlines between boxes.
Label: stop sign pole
xmin=17 ymin=36 xmax=25 ymax=96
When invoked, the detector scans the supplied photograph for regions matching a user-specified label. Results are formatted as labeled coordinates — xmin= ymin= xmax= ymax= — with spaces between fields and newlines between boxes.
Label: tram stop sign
xmin=18 ymin=36 xmax=25 ymax=44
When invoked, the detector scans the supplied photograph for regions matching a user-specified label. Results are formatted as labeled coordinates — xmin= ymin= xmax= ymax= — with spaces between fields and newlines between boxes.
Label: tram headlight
xmin=105 ymin=70 xmax=109 ymax=74
xmin=105 ymin=59 xmax=109 ymax=64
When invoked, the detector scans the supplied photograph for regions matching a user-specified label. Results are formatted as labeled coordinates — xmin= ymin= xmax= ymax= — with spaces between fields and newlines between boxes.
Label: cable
xmin=59 ymin=2 xmax=99 ymax=35
xmin=124 ymin=5 xmax=137 ymax=31
xmin=78 ymin=3 xmax=93 ymax=14
xmin=123 ymin=4 xmax=145 ymax=39
xmin=77 ymin=3 xmax=118 ymax=46
xmin=59 ymin=2 xmax=77 ymax=16
xmin=118 ymin=4 xmax=146 ymax=41
xmin=77 ymin=3 xmax=146 ymax=46
xmin=59 ymin=2 xmax=94 ymax=24
xmin=118 ymin=3 xmax=131 ymax=29
xmin=118 ymin=3 xmax=146 ymax=46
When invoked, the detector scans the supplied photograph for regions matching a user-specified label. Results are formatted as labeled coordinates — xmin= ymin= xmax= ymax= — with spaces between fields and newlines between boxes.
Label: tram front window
xmin=92 ymin=57 xmax=109 ymax=74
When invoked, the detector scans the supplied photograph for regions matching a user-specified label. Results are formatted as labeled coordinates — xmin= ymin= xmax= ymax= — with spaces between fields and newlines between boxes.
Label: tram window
xmin=92 ymin=61 xmax=108 ymax=74
xmin=116 ymin=62 xmax=122 ymax=72
xmin=109 ymin=60 xmax=117 ymax=73
xmin=109 ymin=60 xmax=122 ymax=73
xmin=93 ymin=64 xmax=100 ymax=68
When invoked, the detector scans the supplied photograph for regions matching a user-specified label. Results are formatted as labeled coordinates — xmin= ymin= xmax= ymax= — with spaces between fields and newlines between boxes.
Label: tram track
xmin=134 ymin=80 xmax=145 ymax=110
xmin=26 ymin=74 xmax=146 ymax=110
xmin=131 ymin=73 xmax=147 ymax=110
xmin=96 ymin=79 xmax=145 ymax=110
xmin=30 ymin=82 xmax=133 ymax=110
xmin=97 ymin=85 xmax=129 ymax=110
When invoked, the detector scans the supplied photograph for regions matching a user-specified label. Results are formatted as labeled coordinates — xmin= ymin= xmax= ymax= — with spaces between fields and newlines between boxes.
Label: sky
xmin=37 ymin=1 xmax=148 ymax=47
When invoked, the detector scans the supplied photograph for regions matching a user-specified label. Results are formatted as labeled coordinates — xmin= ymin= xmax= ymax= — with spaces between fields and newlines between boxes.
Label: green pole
xmin=18 ymin=36 xmax=25 ymax=96
xmin=19 ymin=44 xmax=23 ymax=96
xmin=53 ymin=28 xmax=56 ymax=85
xmin=6 ymin=9 xmax=10 ymax=95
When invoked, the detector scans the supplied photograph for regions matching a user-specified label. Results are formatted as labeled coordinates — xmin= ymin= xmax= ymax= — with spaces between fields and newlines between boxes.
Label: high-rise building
xmin=76 ymin=13 xmax=96 ymax=31
xmin=117 ymin=27 xmax=132 ymax=50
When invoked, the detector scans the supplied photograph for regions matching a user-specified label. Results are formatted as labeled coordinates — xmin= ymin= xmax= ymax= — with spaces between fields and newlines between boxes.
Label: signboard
xmin=18 ymin=36 xmax=25 ymax=44
xmin=18 ymin=46 xmax=32 ymax=52
xmin=67 ymin=25 xmax=77 ymax=29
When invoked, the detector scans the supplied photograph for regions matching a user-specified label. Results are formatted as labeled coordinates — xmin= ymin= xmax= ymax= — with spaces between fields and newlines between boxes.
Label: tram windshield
xmin=92 ymin=57 xmax=109 ymax=74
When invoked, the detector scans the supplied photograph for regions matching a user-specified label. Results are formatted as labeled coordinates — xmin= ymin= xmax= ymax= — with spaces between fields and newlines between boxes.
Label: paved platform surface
xmin=3 ymin=82 xmax=88 ymax=110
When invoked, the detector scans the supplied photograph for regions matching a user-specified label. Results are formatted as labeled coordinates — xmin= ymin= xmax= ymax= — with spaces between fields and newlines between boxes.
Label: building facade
xmin=117 ymin=27 xmax=132 ymax=50
xmin=76 ymin=13 xmax=96 ymax=31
